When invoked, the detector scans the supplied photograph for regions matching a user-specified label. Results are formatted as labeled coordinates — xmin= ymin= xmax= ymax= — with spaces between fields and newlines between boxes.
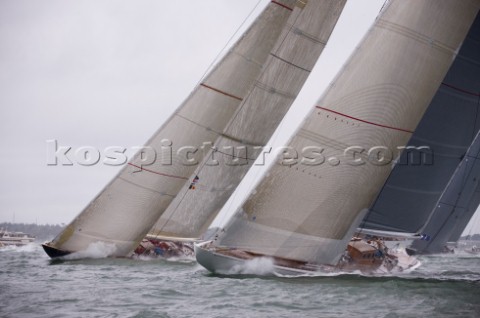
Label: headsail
xmin=410 ymin=130 xmax=480 ymax=253
xmin=148 ymin=0 xmax=348 ymax=241
xmin=360 ymin=12 xmax=480 ymax=236
xmin=212 ymin=0 xmax=479 ymax=266
xmin=43 ymin=1 xmax=297 ymax=257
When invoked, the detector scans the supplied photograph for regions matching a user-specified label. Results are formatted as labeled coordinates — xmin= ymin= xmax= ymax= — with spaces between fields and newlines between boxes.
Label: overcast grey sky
xmin=1 ymin=0 xmax=479 ymax=234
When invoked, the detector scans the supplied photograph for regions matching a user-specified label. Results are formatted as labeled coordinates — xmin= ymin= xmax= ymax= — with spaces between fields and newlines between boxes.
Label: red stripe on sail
xmin=316 ymin=106 xmax=414 ymax=134
xmin=200 ymin=83 xmax=242 ymax=101
xmin=271 ymin=1 xmax=293 ymax=11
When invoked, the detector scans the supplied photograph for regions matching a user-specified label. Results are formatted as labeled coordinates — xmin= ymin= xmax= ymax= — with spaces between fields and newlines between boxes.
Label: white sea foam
xmin=0 ymin=243 xmax=38 ymax=253
xmin=64 ymin=241 xmax=117 ymax=260
xmin=228 ymin=257 xmax=275 ymax=275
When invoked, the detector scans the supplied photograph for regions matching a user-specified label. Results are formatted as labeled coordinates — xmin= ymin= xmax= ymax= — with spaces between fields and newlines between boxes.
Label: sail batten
xmin=214 ymin=0 xmax=480 ymax=265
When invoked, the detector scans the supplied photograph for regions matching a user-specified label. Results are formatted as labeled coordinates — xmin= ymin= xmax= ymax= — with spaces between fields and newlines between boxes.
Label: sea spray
xmin=64 ymin=241 xmax=117 ymax=260
xmin=0 ymin=243 xmax=38 ymax=253
xmin=228 ymin=257 xmax=275 ymax=275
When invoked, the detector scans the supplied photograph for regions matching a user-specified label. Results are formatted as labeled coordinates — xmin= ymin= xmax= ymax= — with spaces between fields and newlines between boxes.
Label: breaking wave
xmin=0 ymin=243 xmax=38 ymax=253
xmin=228 ymin=257 xmax=275 ymax=275
xmin=64 ymin=241 xmax=117 ymax=260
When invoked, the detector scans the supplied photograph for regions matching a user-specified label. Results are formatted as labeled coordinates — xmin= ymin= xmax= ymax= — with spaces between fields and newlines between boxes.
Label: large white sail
xmin=360 ymin=12 xmax=480 ymax=236
xmin=213 ymin=0 xmax=480 ymax=266
xmin=43 ymin=0 xmax=298 ymax=257
xmin=148 ymin=0 xmax=347 ymax=241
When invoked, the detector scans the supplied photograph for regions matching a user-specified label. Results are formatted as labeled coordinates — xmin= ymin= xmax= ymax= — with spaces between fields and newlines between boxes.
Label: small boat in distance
xmin=0 ymin=230 xmax=35 ymax=246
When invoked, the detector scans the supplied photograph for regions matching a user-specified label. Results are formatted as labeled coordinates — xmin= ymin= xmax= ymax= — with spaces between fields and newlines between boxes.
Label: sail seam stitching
xmin=218 ymin=133 xmax=263 ymax=147
xmin=175 ymin=114 xmax=222 ymax=137
xmin=316 ymin=106 xmax=414 ymax=133
xmin=127 ymin=163 xmax=189 ymax=180
xmin=118 ymin=176 xmax=176 ymax=197
xmin=437 ymin=201 xmax=467 ymax=210
xmin=254 ymin=79 xmax=297 ymax=100
xmin=270 ymin=53 xmax=311 ymax=73
xmin=200 ymin=83 xmax=243 ymax=101
xmin=441 ymin=82 xmax=480 ymax=97
xmin=298 ymin=128 xmax=350 ymax=152
xmin=212 ymin=149 xmax=256 ymax=162
xmin=377 ymin=19 xmax=456 ymax=55
xmin=291 ymin=27 xmax=327 ymax=45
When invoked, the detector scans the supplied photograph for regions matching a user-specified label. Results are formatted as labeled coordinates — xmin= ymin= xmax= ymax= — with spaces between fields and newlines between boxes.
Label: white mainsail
xmin=209 ymin=0 xmax=480 ymax=267
xmin=43 ymin=0 xmax=298 ymax=257
xmin=148 ymin=0 xmax=348 ymax=241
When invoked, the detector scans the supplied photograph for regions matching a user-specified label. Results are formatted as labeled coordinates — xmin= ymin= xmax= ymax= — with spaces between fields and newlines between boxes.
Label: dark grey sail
xmin=410 ymin=130 xmax=480 ymax=254
xmin=359 ymin=12 xmax=480 ymax=236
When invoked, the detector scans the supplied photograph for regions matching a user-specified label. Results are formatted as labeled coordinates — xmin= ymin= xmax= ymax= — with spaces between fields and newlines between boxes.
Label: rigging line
xmin=127 ymin=163 xmax=188 ymax=181
xmin=155 ymin=6 xmax=303 ymax=235
xmin=195 ymin=0 xmax=264 ymax=86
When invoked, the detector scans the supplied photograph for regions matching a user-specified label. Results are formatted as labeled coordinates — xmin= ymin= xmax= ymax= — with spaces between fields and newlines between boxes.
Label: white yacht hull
xmin=195 ymin=241 xmax=420 ymax=276
xmin=195 ymin=241 xmax=322 ymax=276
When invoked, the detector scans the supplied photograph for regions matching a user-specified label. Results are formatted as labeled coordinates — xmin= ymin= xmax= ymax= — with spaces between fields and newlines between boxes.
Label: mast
xmin=213 ymin=0 xmax=480 ymax=265
xmin=148 ymin=0 xmax=348 ymax=241
xmin=410 ymin=129 xmax=480 ymax=253
xmin=43 ymin=1 xmax=298 ymax=257
xmin=360 ymin=12 xmax=480 ymax=236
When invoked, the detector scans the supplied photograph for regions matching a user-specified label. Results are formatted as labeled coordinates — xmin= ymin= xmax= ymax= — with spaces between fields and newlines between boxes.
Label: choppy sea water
xmin=1 ymin=243 xmax=479 ymax=318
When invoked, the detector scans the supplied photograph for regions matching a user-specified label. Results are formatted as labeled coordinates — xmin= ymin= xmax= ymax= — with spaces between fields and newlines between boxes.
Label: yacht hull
xmin=194 ymin=241 xmax=330 ymax=276
xmin=41 ymin=243 xmax=71 ymax=258
xmin=195 ymin=241 xmax=420 ymax=276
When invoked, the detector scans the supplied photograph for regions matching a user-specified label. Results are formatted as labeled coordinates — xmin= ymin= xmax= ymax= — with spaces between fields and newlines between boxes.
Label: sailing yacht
xmin=135 ymin=0 xmax=348 ymax=258
xmin=42 ymin=0 xmax=347 ymax=258
xmin=42 ymin=0 xmax=297 ymax=258
xmin=195 ymin=0 xmax=480 ymax=275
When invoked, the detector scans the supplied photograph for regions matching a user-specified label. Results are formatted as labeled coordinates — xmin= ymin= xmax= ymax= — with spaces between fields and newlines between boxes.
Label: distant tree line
xmin=0 ymin=222 xmax=65 ymax=241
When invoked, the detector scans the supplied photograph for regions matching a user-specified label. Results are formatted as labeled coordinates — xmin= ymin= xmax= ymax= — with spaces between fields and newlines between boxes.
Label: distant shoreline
xmin=0 ymin=222 xmax=65 ymax=241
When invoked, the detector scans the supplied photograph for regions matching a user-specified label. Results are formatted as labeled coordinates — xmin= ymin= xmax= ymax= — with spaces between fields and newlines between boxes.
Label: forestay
xmin=215 ymin=0 xmax=480 ymax=266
